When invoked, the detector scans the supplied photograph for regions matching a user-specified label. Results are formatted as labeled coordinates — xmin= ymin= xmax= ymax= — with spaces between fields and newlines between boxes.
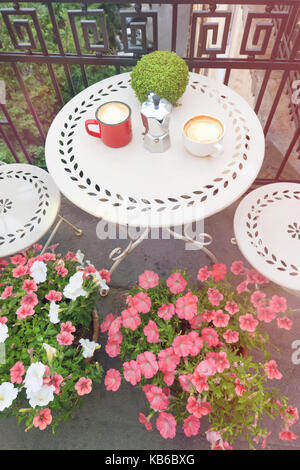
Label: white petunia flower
xmin=0 ymin=382 xmax=18 ymax=411
xmin=63 ymin=271 xmax=87 ymax=300
xmin=24 ymin=362 xmax=45 ymax=395
xmin=30 ymin=260 xmax=47 ymax=284
xmin=0 ymin=323 xmax=8 ymax=344
xmin=75 ymin=249 xmax=85 ymax=265
xmin=87 ymin=270 xmax=109 ymax=294
xmin=79 ymin=338 xmax=100 ymax=359
xmin=28 ymin=384 xmax=55 ymax=408
xmin=48 ymin=301 xmax=59 ymax=324
xmin=42 ymin=343 xmax=57 ymax=364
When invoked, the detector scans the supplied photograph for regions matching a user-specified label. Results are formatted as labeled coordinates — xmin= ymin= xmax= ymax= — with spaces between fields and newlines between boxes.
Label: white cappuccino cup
xmin=183 ymin=114 xmax=225 ymax=157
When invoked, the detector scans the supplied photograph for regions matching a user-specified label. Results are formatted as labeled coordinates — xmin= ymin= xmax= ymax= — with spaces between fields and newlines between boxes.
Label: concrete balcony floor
xmin=0 ymin=189 xmax=300 ymax=451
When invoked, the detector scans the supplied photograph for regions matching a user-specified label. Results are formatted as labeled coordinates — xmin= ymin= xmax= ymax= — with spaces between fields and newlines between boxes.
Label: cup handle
xmin=211 ymin=142 xmax=223 ymax=156
xmin=85 ymin=119 xmax=101 ymax=138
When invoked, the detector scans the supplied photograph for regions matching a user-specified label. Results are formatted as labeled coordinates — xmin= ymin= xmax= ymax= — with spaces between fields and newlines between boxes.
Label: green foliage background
xmin=0 ymin=2 xmax=132 ymax=166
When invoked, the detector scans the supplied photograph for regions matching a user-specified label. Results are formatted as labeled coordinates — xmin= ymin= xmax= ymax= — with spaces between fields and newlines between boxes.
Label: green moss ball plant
xmin=130 ymin=50 xmax=189 ymax=105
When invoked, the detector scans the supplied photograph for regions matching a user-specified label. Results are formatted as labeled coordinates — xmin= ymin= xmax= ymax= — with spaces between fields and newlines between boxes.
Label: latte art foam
xmin=97 ymin=102 xmax=130 ymax=125
xmin=184 ymin=116 xmax=224 ymax=143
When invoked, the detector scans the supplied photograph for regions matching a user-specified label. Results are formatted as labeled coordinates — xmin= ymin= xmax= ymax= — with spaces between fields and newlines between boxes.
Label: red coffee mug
xmin=85 ymin=101 xmax=132 ymax=148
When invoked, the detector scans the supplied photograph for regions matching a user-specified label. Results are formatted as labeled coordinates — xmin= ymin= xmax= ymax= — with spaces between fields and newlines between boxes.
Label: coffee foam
xmin=97 ymin=102 xmax=129 ymax=125
xmin=184 ymin=116 xmax=223 ymax=143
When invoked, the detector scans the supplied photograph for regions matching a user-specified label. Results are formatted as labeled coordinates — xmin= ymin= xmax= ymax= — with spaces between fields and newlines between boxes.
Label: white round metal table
xmin=0 ymin=164 xmax=60 ymax=257
xmin=234 ymin=182 xmax=300 ymax=294
xmin=45 ymin=72 xmax=265 ymax=273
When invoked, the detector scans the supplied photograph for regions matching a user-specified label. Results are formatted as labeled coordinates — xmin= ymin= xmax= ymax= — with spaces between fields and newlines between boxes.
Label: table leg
xmin=108 ymin=227 xmax=150 ymax=276
xmin=165 ymin=226 xmax=218 ymax=264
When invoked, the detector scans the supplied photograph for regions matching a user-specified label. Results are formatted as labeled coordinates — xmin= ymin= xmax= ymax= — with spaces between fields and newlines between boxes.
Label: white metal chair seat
xmin=234 ymin=182 xmax=300 ymax=295
xmin=0 ymin=164 xmax=81 ymax=258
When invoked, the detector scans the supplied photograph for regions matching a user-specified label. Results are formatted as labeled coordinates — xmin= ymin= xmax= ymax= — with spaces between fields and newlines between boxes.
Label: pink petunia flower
xmin=265 ymin=360 xmax=282 ymax=380
xmin=0 ymin=316 xmax=8 ymax=325
xmin=236 ymin=281 xmax=249 ymax=294
xmin=230 ymin=260 xmax=244 ymax=275
xmin=187 ymin=331 xmax=203 ymax=356
xmin=138 ymin=270 xmax=159 ymax=290
xmin=197 ymin=266 xmax=210 ymax=282
xmin=166 ymin=272 xmax=187 ymax=294
xmin=223 ymin=329 xmax=239 ymax=344
xmin=43 ymin=373 xmax=63 ymax=394
xmin=139 ymin=412 xmax=153 ymax=431
xmin=158 ymin=347 xmax=180 ymax=373
xmin=189 ymin=314 xmax=202 ymax=329
xmin=156 ymin=412 xmax=176 ymax=439
xmin=191 ymin=370 xmax=209 ymax=393
xmin=130 ymin=292 xmax=151 ymax=314
xmin=250 ymin=291 xmax=266 ymax=309
xmin=104 ymin=369 xmax=121 ymax=392
xmin=22 ymin=279 xmax=37 ymax=294
xmin=136 ymin=351 xmax=158 ymax=379
xmin=108 ymin=316 xmax=122 ymax=337
xmin=105 ymin=340 xmax=120 ymax=358
xmin=212 ymin=309 xmax=230 ymax=328
xmin=211 ymin=263 xmax=227 ymax=282
xmin=98 ymin=269 xmax=111 ymax=284
xmin=16 ymin=304 xmax=35 ymax=320
xmin=121 ymin=308 xmax=141 ymax=331
xmin=186 ymin=396 xmax=212 ymax=418
xmin=281 ymin=406 xmax=299 ymax=426
xmin=45 ymin=290 xmax=62 ymax=302
xmin=10 ymin=254 xmax=27 ymax=265
xmin=279 ymin=429 xmax=298 ymax=441
xmin=257 ymin=306 xmax=276 ymax=323
xmin=144 ymin=320 xmax=160 ymax=343
xmin=163 ymin=371 xmax=176 ymax=386
xmin=75 ymin=377 xmax=92 ymax=396
xmin=178 ymin=374 xmax=194 ymax=393
xmin=214 ymin=351 xmax=230 ymax=373
xmin=33 ymin=243 xmax=43 ymax=252
xmin=235 ymin=378 xmax=246 ymax=396
xmin=100 ymin=313 xmax=114 ymax=333
xmin=176 ymin=292 xmax=198 ymax=321
xmin=21 ymin=293 xmax=38 ymax=308
xmin=1 ymin=286 xmax=13 ymax=300
xmin=55 ymin=264 xmax=68 ymax=277
xmin=183 ymin=415 xmax=200 ymax=437
xmin=12 ymin=264 xmax=28 ymax=278
xmin=172 ymin=335 xmax=192 ymax=357
xmin=202 ymin=309 xmax=215 ymax=323
xmin=224 ymin=301 xmax=239 ymax=315
xmin=201 ymin=327 xmax=219 ymax=347
xmin=64 ymin=251 xmax=77 ymax=261
xmin=60 ymin=321 xmax=76 ymax=334
xmin=157 ymin=303 xmax=175 ymax=321
xmin=40 ymin=253 xmax=56 ymax=262
xmin=56 ymin=331 xmax=74 ymax=346
xmin=207 ymin=288 xmax=223 ymax=307
xmin=144 ymin=385 xmax=169 ymax=411
xmin=239 ymin=313 xmax=258 ymax=332
xmin=10 ymin=361 xmax=25 ymax=384
xmin=123 ymin=360 xmax=141 ymax=386
xmin=269 ymin=295 xmax=287 ymax=313
xmin=277 ymin=316 xmax=293 ymax=330
xmin=33 ymin=408 xmax=52 ymax=431
xmin=195 ymin=358 xmax=216 ymax=377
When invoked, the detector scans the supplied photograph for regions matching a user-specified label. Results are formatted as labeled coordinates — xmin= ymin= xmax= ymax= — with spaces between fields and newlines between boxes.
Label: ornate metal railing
xmin=0 ymin=1 xmax=299 ymax=185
